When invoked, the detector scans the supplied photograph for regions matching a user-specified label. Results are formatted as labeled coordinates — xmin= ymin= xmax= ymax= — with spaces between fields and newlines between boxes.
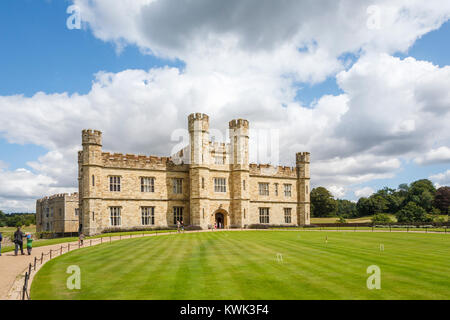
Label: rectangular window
xmin=259 ymin=183 xmax=269 ymax=196
xmin=110 ymin=207 xmax=121 ymax=226
xmin=202 ymin=177 xmax=205 ymax=189
xmin=173 ymin=207 xmax=183 ymax=225
xmin=141 ymin=177 xmax=155 ymax=192
xmin=275 ymin=183 xmax=279 ymax=196
xmin=141 ymin=207 xmax=155 ymax=226
xmin=75 ymin=209 xmax=79 ymax=216
xmin=259 ymin=208 xmax=270 ymax=224
xmin=214 ymin=178 xmax=227 ymax=193
xmin=215 ymin=155 xmax=224 ymax=165
xmin=59 ymin=208 xmax=62 ymax=216
xmin=110 ymin=176 xmax=121 ymax=192
xmin=92 ymin=175 xmax=95 ymax=186
xmin=50 ymin=208 xmax=54 ymax=217
xmin=173 ymin=178 xmax=183 ymax=194
xmin=306 ymin=185 xmax=309 ymax=195
xmin=284 ymin=208 xmax=292 ymax=224
xmin=284 ymin=184 xmax=292 ymax=197
xmin=45 ymin=208 xmax=49 ymax=218
xmin=243 ymin=180 xmax=246 ymax=191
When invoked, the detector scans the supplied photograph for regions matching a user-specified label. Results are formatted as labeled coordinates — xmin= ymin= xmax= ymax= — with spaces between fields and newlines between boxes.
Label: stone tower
xmin=79 ymin=129 xmax=103 ymax=235
xmin=188 ymin=113 xmax=211 ymax=229
xmin=296 ymin=152 xmax=311 ymax=225
xmin=229 ymin=119 xmax=250 ymax=227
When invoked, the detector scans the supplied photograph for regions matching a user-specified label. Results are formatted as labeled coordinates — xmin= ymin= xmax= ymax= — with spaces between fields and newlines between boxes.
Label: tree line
xmin=0 ymin=211 xmax=36 ymax=227
xmin=311 ymin=179 xmax=449 ymax=224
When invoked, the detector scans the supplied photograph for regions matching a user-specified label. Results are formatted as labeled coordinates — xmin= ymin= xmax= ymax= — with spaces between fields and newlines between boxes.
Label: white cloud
xmin=429 ymin=170 xmax=450 ymax=188
xmin=414 ymin=146 xmax=450 ymax=165
xmin=354 ymin=187 xmax=375 ymax=198
xmin=328 ymin=186 xmax=346 ymax=199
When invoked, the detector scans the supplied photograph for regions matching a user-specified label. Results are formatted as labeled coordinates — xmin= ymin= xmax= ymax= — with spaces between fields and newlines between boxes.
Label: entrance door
xmin=215 ymin=212 xmax=225 ymax=229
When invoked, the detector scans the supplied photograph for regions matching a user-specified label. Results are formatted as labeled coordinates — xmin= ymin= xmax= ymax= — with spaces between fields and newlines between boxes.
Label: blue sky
xmin=0 ymin=1 xmax=449 ymax=211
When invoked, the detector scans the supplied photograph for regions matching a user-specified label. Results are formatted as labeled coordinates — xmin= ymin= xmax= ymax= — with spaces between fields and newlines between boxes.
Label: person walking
xmin=79 ymin=232 xmax=85 ymax=246
xmin=13 ymin=227 xmax=25 ymax=256
xmin=0 ymin=232 xmax=2 ymax=256
xmin=177 ymin=220 xmax=181 ymax=233
xmin=26 ymin=233 xmax=33 ymax=255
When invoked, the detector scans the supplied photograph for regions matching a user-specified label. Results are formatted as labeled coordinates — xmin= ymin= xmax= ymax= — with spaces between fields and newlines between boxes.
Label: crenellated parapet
xmin=82 ymin=129 xmax=102 ymax=146
xmin=249 ymin=163 xmax=297 ymax=178
xmin=229 ymin=119 xmax=249 ymax=129
xmin=37 ymin=192 xmax=79 ymax=203
xmin=188 ymin=113 xmax=209 ymax=132
xmin=296 ymin=152 xmax=310 ymax=164
xmin=101 ymin=152 xmax=189 ymax=171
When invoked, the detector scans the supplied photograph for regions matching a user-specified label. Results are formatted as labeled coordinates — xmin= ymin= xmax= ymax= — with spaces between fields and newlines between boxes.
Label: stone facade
xmin=78 ymin=113 xmax=310 ymax=236
xmin=36 ymin=193 xmax=79 ymax=233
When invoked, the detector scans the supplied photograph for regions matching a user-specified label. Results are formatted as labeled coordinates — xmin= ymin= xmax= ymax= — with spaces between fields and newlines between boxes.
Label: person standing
xmin=0 ymin=232 xmax=3 ymax=256
xmin=177 ymin=220 xmax=181 ymax=233
xmin=13 ymin=227 xmax=25 ymax=256
xmin=26 ymin=234 xmax=33 ymax=255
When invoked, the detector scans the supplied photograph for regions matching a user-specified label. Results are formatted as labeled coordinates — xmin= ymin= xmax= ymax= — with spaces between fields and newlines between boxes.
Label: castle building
xmin=36 ymin=193 xmax=79 ymax=234
xmin=78 ymin=113 xmax=310 ymax=235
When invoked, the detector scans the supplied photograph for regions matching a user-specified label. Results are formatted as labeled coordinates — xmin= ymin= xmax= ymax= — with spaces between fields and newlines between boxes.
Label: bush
xmin=371 ymin=214 xmax=393 ymax=224
xmin=336 ymin=216 xmax=347 ymax=224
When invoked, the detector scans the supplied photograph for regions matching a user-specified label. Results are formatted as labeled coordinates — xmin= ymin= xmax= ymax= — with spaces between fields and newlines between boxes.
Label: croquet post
xmin=50 ymin=250 xmax=52 ymax=260
xmin=41 ymin=252 xmax=44 ymax=263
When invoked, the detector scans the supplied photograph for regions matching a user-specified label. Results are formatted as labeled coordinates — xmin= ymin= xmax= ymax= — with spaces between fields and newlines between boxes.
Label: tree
xmin=405 ymin=179 xmax=436 ymax=211
xmin=371 ymin=214 xmax=393 ymax=224
xmin=335 ymin=199 xmax=357 ymax=218
xmin=395 ymin=202 xmax=432 ymax=223
xmin=434 ymin=187 xmax=450 ymax=215
xmin=310 ymin=187 xmax=337 ymax=217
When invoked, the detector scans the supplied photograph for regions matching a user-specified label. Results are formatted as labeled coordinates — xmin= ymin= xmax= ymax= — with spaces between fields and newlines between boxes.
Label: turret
xmin=229 ymin=119 xmax=249 ymax=167
xmin=296 ymin=152 xmax=311 ymax=225
xmin=81 ymin=129 xmax=103 ymax=165
xmin=188 ymin=113 xmax=209 ymax=165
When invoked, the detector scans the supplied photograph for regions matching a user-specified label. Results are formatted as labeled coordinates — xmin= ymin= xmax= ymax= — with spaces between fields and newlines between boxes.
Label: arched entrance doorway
xmin=213 ymin=210 xmax=228 ymax=229
xmin=215 ymin=212 xmax=225 ymax=229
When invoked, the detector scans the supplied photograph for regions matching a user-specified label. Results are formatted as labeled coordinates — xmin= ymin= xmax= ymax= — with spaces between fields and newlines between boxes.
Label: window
xmin=141 ymin=207 xmax=155 ymax=226
xmin=202 ymin=177 xmax=205 ymax=189
xmin=92 ymin=175 xmax=95 ymax=186
xmin=141 ymin=177 xmax=155 ymax=192
xmin=50 ymin=208 xmax=54 ymax=217
xmin=110 ymin=207 xmax=121 ymax=226
xmin=284 ymin=208 xmax=292 ymax=224
xmin=173 ymin=207 xmax=183 ymax=224
xmin=59 ymin=208 xmax=62 ymax=216
xmin=215 ymin=155 xmax=224 ymax=165
xmin=284 ymin=184 xmax=292 ymax=197
xmin=45 ymin=208 xmax=49 ymax=218
xmin=306 ymin=185 xmax=309 ymax=195
xmin=173 ymin=178 xmax=183 ymax=194
xmin=214 ymin=178 xmax=227 ymax=193
xmin=92 ymin=211 xmax=95 ymax=221
xmin=243 ymin=180 xmax=246 ymax=191
xmin=110 ymin=176 xmax=121 ymax=192
xmin=244 ymin=209 xmax=246 ymax=219
xmin=75 ymin=209 xmax=79 ymax=216
xmin=275 ymin=183 xmax=279 ymax=196
xmin=202 ymin=208 xmax=205 ymax=219
xmin=259 ymin=183 xmax=269 ymax=196
xmin=259 ymin=208 xmax=270 ymax=224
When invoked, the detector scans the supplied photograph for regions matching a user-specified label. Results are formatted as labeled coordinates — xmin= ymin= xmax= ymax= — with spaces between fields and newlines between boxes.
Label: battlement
xmin=37 ymin=192 xmax=79 ymax=203
xmin=82 ymin=129 xmax=102 ymax=146
xmin=296 ymin=152 xmax=310 ymax=164
xmin=101 ymin=152 xmax=188 ymax=171
xmin=249 ymin=163 xmax=297 ymax=178
xmin=229 ymin=119 xmax=249 ymax=129
xmin=188 ymin=113 xmax=209 ymax=132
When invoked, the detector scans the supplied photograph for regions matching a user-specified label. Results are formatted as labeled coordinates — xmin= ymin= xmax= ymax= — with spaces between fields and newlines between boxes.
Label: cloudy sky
xmin=0 ymin=0 xmax=449 ymax=212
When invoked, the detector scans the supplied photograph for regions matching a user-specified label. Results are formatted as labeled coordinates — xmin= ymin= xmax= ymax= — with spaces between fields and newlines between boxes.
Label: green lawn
xmin=30 ymin=231 xmax=450 ymax=300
